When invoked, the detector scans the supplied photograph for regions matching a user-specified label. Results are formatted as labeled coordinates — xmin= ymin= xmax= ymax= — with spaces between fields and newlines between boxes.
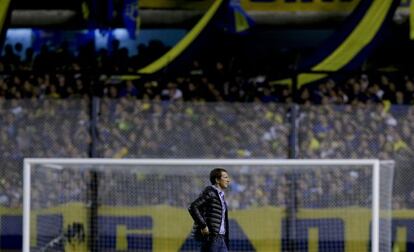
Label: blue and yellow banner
xmin=270 ymin=0 xmax=400 ymax=87
xmin=225 ymin=0 xmax=255 ymax=33
xmin=3 ymin=205 xmax=414 ymax=251
xmin=138 ymin=0 xmax=224 ymax=74
xmin=123 ymin=0 xmax=140 ymax=39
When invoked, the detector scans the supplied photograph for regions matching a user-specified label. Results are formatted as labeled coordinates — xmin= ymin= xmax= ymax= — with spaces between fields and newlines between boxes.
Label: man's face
xmin=216 ymin=171 xmax=230 ymax=190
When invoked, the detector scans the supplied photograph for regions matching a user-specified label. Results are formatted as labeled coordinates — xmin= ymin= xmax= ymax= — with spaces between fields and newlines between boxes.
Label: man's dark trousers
xmin=200 ymin=235 xmax=228 ymax=252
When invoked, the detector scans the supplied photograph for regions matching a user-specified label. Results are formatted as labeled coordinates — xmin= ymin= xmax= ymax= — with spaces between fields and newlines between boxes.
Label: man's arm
xmin=188 ymin=189 xmax=211 ymax=230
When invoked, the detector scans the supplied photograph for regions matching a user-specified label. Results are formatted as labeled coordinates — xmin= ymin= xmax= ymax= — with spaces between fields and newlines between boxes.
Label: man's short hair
xmin=209 ymin=168 xmax=227 ymax=185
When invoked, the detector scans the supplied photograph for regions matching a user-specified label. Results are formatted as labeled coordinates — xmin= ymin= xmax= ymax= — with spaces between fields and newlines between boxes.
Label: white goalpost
xmin=23 ymin=158 xmax=394 ymax=252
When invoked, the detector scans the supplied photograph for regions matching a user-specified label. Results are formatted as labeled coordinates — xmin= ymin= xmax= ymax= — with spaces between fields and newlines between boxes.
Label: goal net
xmin=23 ymin=159 xmax=394 ymax=252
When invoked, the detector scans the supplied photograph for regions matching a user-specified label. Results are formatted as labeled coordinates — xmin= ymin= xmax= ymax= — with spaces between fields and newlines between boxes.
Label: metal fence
xmin=1 ymin=99 xmax=413 ymax=209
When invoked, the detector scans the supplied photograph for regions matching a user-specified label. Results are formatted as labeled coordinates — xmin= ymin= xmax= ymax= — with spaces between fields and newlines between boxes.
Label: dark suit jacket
xmin=188 ymin=185 xmax=229 ymax=248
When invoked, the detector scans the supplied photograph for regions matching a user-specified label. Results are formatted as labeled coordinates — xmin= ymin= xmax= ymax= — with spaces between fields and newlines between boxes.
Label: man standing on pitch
xmin=188 ymin=168 xmax=231 ymax=252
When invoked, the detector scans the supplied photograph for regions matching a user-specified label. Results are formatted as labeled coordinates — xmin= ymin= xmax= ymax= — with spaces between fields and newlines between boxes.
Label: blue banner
xmin=230 ymin=0 xmax=254 ymax=33
xmin=123 ymin=0 xmax=140 ymax=39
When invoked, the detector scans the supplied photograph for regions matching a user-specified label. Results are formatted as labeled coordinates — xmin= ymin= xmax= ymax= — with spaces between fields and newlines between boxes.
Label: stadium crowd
xmin=1 ymin=40 xmax=414 ymax=105
xmin=0 ymin=41 xmax=414 ymax=211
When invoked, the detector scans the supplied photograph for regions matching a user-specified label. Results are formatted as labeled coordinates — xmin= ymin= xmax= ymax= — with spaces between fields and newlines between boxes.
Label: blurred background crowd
xmin=0 ymin=40 xmax=413 ymax=211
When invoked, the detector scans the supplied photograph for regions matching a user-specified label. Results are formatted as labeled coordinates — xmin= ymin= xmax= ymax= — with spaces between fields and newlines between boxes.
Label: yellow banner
xmin=139 ymin=0 xmax=359 ymax=12
xmin=0 ymin=0 xmax=11 ymax=30
xmin=411 ymin=0 xmax=414 ymax=39
xmin=4 ymin=205 xmax=414 ymax=252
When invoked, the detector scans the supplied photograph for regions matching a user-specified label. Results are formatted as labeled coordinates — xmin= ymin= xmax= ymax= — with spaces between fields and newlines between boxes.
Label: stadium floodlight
xmin=23 ymin=158 xmax=394 ymax=252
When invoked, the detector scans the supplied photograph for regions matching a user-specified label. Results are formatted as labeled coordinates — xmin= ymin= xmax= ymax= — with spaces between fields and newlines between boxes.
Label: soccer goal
xmin=23 ymin=158 xmax=394 ymax=252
